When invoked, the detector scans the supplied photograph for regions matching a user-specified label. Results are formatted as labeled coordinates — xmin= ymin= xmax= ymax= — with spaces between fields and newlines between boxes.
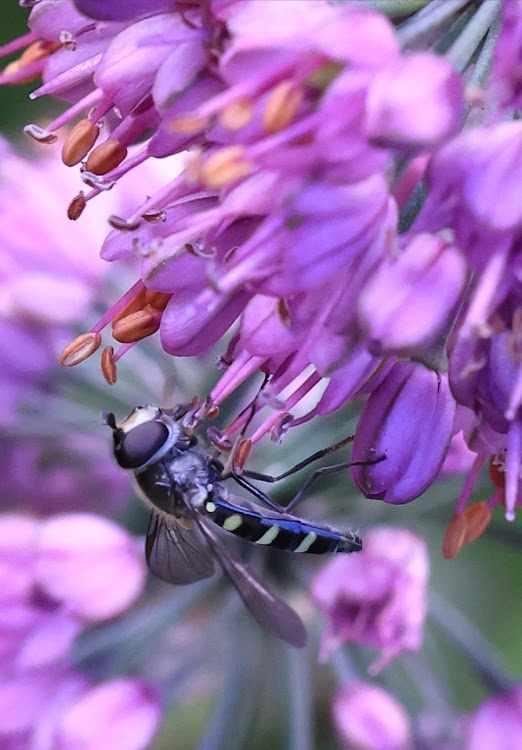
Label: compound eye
xmin=115 ymin=421 xmax=169 ymax=469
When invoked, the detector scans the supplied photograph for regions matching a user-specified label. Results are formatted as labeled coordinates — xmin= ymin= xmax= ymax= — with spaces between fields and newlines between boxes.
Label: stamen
xmin=60 ymin=332 xmax=101 ymax=367
xmin=111 ymin=289 xmax=172 ymax=343
xmin=442 ymin=513 xmax=468 ymax=559
xmin=61 ymin=119 xmax=100 ymax=166
xmin=108 ymin=215 xmax=142 ymax=231
xmin=2 ymin=40 xmax=60 ymax=84
xmin=263 ymin=81 xmax=304 ymax=134
xmin=249 ymin=371 xmax=322 ymax=445
xmin=207 ymin=426 xmax=233 ymax=452
xmin=85 ymin=138 xmax=128 ymax=175
xmin=0 ymin=32 xmax=37 ymax=58
xmin=455 ymin=454 xmax=485 ymax=514
xmin=232 ymin=438 xmax=252 ymax=473
xmin=462 ymin=502 xmax=492 ymax=545
xmin=200 ymin=146 xmax=253 ymax=189
xmin=29 ymin=52 xmax=103 ymax=99
xmin=67 ymin=192 xmax=87 ymax=221
xmin=101 ymin=346 xmax=117 ymax=385
xmin=169 ymin=114 xmax=208 ymax=134
xmin=23 ymin=124 xmax=58 ymax=144
xmin=112 ymin=307 xmax=161 ymax=343
xmin=219 ymin=97 xmax=254 ymax=130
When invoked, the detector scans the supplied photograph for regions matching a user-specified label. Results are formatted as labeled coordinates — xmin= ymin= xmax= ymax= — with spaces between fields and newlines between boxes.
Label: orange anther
xmin=219 ymin=97 xmax=254 ymax=131
xmin=462 ymin=502 xmax=492 ymax=545
xmin=169 ymin=114 xmax=208 ymax=134
xmin=67 ymin=192 xmax=86 ymax=220
xmin=200 ymin=146 xmax=252 ymax=189
xmin=85 ymin=138 xmax=127 ymax=175
xmin=101 ymin=346 xmax=117 ymax=385
xmin=263 ymin=81 xmax=303 ymax=134
xmin=62 ymin=119 xmax=100 ymax=166
xmin=60 ymin=332 xmax=101 ymax=367
xmin=112 ymin=308 xmax=161 ymax=343
xmin=442 ymin=513 xmax=468 ymax=560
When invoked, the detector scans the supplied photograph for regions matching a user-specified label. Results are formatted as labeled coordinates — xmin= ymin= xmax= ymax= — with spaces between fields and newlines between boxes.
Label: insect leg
xmin=241 ymin=434 xmax=355 ymax=485
xmin=230 ymin=472 xmax=286 ymax=512
xmin=284 ymin=455 xmax=386 ymax=513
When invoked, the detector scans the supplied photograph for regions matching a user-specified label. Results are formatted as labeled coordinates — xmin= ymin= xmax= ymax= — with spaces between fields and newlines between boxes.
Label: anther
xmin=233 ymin=438 xmax=252 ymax=473
xmin=23 ymin=124 xmax=57 ymax=144
xmin=85 ymin=138 xmax=127 ymax=175
xmin=60 ymin=332 xmax=102 ymax=367
xmin=462 ymin=502 xmax=492 ymax=545
xmin=101 ymin=346 xmax=117 ymax=385
xmin=61 ymin=119 xmax=100 ymax=166
xmin=219 ymin=98 xmax=254 ymax=131
xmin=200 ymin=146 xmax=252 ymax=189
xmin=67 ymin=192 xmax=86 ymax=220
xmin=169 ymin=114 xmax=208 ymax=134
xmin=263 ymin=82 xmax=303 ymax=134
xmin=442 ymin=514 xmax=468 ymax=559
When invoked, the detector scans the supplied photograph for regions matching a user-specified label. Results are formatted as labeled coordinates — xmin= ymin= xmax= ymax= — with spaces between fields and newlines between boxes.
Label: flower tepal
xmin=351 ymin=362 xmax=456 ymax=504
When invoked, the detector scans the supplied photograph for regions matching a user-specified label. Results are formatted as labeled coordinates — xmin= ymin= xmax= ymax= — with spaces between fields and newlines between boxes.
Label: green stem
xmin=398 ymin=0 xmax=472 ymax=47
xmin=429 ymin=590 xmax=516 ymax=692
xmin=446 ymin=0 xmax=501 ymax=72
xmin=288 ymin=646 xmax=314 ymax=750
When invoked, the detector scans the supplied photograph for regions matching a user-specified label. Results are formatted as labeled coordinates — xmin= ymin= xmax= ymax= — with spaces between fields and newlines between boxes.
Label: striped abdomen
xmin=204 ymin=497 xmax=362 ymax=554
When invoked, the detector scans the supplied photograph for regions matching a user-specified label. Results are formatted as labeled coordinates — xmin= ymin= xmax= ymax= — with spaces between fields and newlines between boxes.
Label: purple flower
xmin=1 ymin=1 xmax=521 ymax=746
xmin=53 ymin=678 xmax=161 ymax=750
xmin=312 ymin=527 xmax=429 ymax=671
xmin=465 ymin=684 xmax=522 ymax=750
xmin=351 ymin=362 xmax=456 ymax=504
xmin=0 ymin=513 xmax=150 ymax=749
xmin=358 ymin=232 xmax=467 ymax=357
xmin=332 ymin=683 xmax=413 ymax=750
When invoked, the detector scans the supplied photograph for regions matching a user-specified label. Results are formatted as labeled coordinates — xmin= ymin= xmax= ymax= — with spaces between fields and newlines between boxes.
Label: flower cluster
xmin=2 ymin=0 xmax=520 ymax=555
xmin=0 ymin=513 xmax=159 ymax=749
xmin=1 ymin=1 xmax=522 ymax=748
xmin=312 ymin=527 xmax=429 ymax=672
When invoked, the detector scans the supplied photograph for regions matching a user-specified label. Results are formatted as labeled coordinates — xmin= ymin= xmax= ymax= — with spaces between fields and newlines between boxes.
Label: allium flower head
xmin=1 ymin=1 xmax=521 ymax=748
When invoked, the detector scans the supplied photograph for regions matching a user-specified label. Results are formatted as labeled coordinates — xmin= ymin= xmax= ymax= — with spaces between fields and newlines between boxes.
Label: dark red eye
xmin=114 ymin=421 xmax=169 ymax=469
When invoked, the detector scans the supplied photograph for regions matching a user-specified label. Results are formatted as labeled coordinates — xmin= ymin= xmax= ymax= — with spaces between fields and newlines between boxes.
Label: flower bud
xmin=366 ymin=52 xmax=463 ymax=149
xmin=332 ymin=683 xmax=413 ymax=750
xmin=359 ymin=233 xmax=467 ymax=356
xmin=351 ymin=361 xmax=456 ymax=503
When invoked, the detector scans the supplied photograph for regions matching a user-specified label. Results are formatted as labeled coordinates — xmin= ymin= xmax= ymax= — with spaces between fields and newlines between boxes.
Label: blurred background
xmin=1 ymin=4 xmax=521 ymax=749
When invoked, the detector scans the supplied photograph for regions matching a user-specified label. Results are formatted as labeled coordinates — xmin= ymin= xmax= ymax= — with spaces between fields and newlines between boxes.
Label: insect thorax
xmin=135 ymin=446 xmax=223 ymax=517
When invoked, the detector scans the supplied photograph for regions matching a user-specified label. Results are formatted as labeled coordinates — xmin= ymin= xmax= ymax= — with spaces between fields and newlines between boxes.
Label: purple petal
xmin=36 ymin=514 xmax=146 ymax=621
xmin=54 ymin=678 xmax=161 ymax=750
xmin=366 ymin=52 xmax=464 ymax=149
xmin=351 ymin=362 xmax=456 ymax=503
xmin=332 ymin=683 xmax=412 ymax=750
xmin=73 ymin=1 xmax=174 ymax=21
xmin=160 ymin=288 xmax=251 ymax=356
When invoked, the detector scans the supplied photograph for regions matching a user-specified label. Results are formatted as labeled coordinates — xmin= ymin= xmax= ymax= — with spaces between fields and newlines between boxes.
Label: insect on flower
xmin=104 ymin=403 xmax=385 ymax=647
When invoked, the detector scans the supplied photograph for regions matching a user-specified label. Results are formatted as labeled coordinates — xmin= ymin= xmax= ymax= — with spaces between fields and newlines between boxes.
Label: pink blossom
xmin=332 ymin=682 xmax=413 ymax=750
xmin=312 ymin=527 xmax=429 ymax=671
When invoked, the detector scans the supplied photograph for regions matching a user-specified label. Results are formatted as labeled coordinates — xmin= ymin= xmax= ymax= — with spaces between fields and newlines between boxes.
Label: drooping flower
xmin=311 ymin=527 xmax=429 ymax=671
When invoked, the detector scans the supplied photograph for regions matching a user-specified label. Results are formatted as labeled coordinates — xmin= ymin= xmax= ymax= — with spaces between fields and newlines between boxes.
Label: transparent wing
xmin=193 ymin=513 xmax=307 ymax=648
xmin=145 ymin=513 xmax=215 ymax=585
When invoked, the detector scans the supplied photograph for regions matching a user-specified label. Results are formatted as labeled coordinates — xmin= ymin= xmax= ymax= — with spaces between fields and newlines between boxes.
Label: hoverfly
xmin=104 ymin=404 xmax=371 ymax=648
